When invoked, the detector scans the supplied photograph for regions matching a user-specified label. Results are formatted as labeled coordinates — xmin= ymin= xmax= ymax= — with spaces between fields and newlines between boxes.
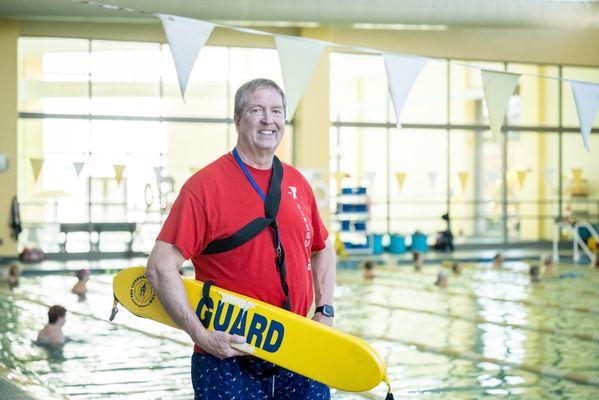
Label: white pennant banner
xmin=427 ymin=171 xmax=438 ymax=189
xmin=486 ymin=170 xmax=499 ymax=185
xmin=157 ymin=14 xmax=215 ymax=100
xmin=366 ymin=171 xmax=376 ymax=187
xmin=544 ymin=168 xmax=555 ymax=188
xmin=481 ymin=70 xmax=520 ymax=139
xmin=275 ymin=36 xmax=326 ymax=119
xmin=73 ymin=161 xmax=85 ymax=177
xmin=570 ymin=81 xmax=599 ymax=151
xmin=383 ymin=53 xmax=426 ymax=128
xmin=154 ymin=166 xmax=164 ymax=182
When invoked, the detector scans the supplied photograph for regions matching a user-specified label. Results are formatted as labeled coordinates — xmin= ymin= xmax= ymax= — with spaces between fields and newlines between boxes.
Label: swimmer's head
xmin=75 ymin=269 xmax=89 ymax=281
xmin=48 ymin=305 xmax=67 ymax=325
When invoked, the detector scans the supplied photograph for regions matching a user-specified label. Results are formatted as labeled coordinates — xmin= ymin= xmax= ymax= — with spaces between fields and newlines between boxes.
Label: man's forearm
xmin=144 ymin=241 xmax=246 ymax=359
xmin=311 ymin=240 xmax=336 ymax=306
xmin=147 ymin=265 xmax=207 ymax=343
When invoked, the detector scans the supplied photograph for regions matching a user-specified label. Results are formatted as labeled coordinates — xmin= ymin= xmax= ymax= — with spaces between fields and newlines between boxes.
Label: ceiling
xmin=0 ymin=0 xmax=598 ymax=30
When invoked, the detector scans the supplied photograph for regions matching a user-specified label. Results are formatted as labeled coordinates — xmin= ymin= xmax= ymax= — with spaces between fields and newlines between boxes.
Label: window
xmin=330 ymin=52 xmax=599 ymax=244
xmin=17 ymin=37 xmax=293 ymax=253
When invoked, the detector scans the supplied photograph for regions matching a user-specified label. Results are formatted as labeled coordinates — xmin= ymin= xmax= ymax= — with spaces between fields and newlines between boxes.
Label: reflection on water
xmin=1 ymin=261 xmax=598 ymax=399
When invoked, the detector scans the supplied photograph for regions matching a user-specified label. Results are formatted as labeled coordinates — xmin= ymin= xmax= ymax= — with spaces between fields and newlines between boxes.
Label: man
xmin=71 ymin=269 xmax=89 ymax=296
xmin=146 ymin=78 xmax=336 ymax=399
xmin=36 ymin=305 xmax=67 ymax=346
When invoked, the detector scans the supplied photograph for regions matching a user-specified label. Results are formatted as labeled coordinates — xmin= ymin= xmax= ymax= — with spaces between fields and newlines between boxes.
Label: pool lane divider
xmin=3 ymin=288 xmax=599 ymax=389
xmin=378 ymin=267 xmax=599 ymax=299
xmin=369 ymin=335 xmax=599 ymax=387
xmin=359 ymin=301 xmax=599 ymax=344
xmin=338 ymin=277 xmax=599 ymax=316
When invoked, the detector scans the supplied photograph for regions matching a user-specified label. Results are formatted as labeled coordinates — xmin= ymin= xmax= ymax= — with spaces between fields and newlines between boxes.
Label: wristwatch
xmin=315 ymin=304 xmax=335 ymax=318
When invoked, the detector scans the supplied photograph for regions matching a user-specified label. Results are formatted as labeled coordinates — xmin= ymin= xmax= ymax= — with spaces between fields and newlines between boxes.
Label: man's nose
xmin=261 ymin=110 xmax=275 ymax=124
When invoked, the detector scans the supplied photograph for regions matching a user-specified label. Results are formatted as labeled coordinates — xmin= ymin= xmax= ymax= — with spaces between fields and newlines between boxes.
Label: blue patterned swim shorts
xmin=191 ymin=352 xmax=330 ymax=400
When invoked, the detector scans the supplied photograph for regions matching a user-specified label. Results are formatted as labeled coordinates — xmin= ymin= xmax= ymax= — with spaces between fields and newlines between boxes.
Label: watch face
xmin=322 ymin=305 xmax=334 ymax=317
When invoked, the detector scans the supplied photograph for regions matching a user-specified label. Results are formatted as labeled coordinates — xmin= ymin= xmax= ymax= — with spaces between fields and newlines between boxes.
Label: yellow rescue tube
xmin=112 ymin=266 xmax=387 ymax=392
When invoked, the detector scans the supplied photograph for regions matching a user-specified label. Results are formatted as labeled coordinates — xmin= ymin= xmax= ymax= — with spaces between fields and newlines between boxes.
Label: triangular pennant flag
xmin=395 ymin=172 xmax=407 ymax=192
xmin=30 ymin=158 xmax=44 ymax=182
xmin=157 ymin=14 xmax=215 ymax=99
xmin=189 ymin=166 xmax=199 ymax=175
xmin=275 ymin=36 xmax=326 ymax=119
xmin=457 ymin=171 xmax=469 ymax=193
xmin=73 ymin=161 xmax=85 ymax=177
xmin=544 ymin=168 xmax=555 ymax=187
xmin=572 ymin=168 xmax=583 ymax=184
xmin=366 ymin=171 xmax=376 ymax=187
xmin=516 ymin=169 xmax=529 ymax=189
xmin=154 ymin=166 xmax=164 ymax=182
xmin=487 ymin=170 xmax=499 ymax=185
xmin=427 ymin=171 xmax=438 ymax=189
xmin=570 ymin=81 xmax=599 ymax=151
xmin=481 ymin=70 xmax=520 ymax=139
xmin=113 ymin=164 xmax=126 ymax=185
xmin=383 ymin=53 xmax=426 ymax=128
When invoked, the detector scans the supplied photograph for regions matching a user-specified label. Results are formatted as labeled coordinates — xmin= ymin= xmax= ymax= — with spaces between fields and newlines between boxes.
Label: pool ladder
xmin=553 ymin=220 xmax=598 ymax=265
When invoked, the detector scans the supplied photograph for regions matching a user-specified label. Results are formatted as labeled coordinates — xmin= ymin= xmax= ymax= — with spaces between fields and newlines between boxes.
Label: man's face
xmin=236 ymin=87 xmax=285 ymax=153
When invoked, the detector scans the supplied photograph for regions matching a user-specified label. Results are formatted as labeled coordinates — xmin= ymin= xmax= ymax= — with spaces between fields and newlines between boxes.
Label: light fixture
xmin=352 ymin=23 xmax=448 ymax=31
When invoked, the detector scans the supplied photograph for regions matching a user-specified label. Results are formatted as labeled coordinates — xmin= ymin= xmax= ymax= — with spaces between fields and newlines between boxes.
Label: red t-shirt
xmin=157 ymin=153 xmax=328 ymax=349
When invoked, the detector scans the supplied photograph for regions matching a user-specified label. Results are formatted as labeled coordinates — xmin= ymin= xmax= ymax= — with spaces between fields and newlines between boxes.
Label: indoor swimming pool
xmin=1 ymin=260 xmax=598 ymax=399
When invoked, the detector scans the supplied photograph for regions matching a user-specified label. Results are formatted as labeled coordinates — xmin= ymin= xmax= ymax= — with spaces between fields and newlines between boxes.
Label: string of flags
xmin=27 ymin=156 xmax=584 ymax=200
xmin=70 ymin=0 xmax=598 ymax=151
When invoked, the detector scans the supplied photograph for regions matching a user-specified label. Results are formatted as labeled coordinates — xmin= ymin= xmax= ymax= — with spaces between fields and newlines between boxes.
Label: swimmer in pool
xmin=492 ymin=252 xmax=505 ymax=268
xmin=529 ymin=264 xmax=541 ymax=283
xmin=413 ymin=251 xmax=424 ymax=271
xmin=362 ymin=261 xmax=375 ymax=280
xmin=434 ymin=270 xmax=448 ymax=288
xmin=71 ymin=269 xmax=89 ymax=296
xmin=542 ymin=255 xmax=557 ymax=277
xmin=451 ymin=262 xmax=462 ymax=275
xmin=36 ymin=305 xmax=67 ymax=347
xmin=8 ymin=263 xmax=21 ymax=289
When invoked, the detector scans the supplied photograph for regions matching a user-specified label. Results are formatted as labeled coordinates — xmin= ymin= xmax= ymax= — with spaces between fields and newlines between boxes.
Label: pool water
xmin=1 ymin=261 xmax=598 ymax=399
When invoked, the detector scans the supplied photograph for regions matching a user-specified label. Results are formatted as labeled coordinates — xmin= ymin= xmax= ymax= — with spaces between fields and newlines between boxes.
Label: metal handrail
xmin=554 ymin=220 xmax=597 ymax=265
xmin=574 ymin=221 xmax=599 ymax=265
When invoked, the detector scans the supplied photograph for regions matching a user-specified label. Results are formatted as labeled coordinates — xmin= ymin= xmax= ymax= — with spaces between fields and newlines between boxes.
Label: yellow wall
xmin=293 ymin=28 xmax=332 ymax=221
xmin=0 ymin=21 xmax=19 ymax=257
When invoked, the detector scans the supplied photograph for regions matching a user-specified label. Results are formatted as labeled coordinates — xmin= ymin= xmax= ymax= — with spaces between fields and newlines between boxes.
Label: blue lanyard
xmin=232 ymin=148 xmax=267 ymax=202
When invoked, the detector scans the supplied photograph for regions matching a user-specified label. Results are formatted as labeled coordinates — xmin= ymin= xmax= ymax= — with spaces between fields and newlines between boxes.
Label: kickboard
xmin=112 ymin=266 xmax=387 ymax=392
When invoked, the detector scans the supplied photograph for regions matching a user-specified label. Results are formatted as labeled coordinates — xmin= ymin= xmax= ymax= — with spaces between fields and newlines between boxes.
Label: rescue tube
xmin=112 ymin=266 xmax=389 ymax=393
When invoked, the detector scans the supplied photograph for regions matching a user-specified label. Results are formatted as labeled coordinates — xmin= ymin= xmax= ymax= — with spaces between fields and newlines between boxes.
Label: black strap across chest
xmin=201 ymin=151 xmax=291 ymax=311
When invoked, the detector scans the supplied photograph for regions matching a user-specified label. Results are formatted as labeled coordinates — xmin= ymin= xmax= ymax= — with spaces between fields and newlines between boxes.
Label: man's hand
xmin=194 ymin=330 xmax=248 ymax=360
xmin=312 ymin=312 xmax=333 ymax=327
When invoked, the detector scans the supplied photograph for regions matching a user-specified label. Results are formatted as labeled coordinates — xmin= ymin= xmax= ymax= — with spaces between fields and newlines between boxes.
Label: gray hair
xmin=234 ymin=78 xmax=287 ymax=122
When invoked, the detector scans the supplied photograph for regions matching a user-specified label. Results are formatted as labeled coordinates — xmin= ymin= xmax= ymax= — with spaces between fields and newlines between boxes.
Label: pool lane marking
xmin=338 ymin=277 xmax=599 ymax=316
xmin=377 ymin=267 xmax=599 ymax=298
xmin=355 ymin=301 xmax=599 ymax=344
xmin=368 ymin=336 xmax=599 ymax=387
